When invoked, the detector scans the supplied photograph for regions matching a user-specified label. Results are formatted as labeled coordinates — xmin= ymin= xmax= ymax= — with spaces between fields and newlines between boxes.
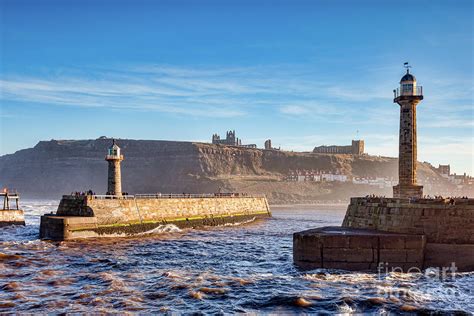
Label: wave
xmin=223 ymin=217 xmax=256 ymax=226
xmin=0 ymin=224 xmax=39 ymax=243
xmin=137 ymin=224 xmax=182 ymax=235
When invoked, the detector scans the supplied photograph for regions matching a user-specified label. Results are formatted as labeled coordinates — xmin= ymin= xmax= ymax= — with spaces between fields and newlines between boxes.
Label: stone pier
xmin=40 ymin=194 xmax=271 ymax=240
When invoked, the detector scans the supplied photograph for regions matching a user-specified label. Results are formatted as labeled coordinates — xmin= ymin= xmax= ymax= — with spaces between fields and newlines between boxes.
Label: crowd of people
xmin=365 ymin=194 xmax=386 ymax=198
xmin=71 ymin=190 xmax=95 ymax=196
xmin=364 ymin=194 xmax=471 ymax=205
xmin=422 ymin=195 xmax=470 ymax=205
xmin=71 ymin=190 xmax=134 ymax=196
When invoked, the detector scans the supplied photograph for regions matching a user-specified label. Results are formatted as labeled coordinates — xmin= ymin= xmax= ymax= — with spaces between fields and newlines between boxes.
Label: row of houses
xmin=286 ymin=172 xmax=348 ymax=183
xmin=352 ymin=177 xmax=398 ymax=188
xmin=442 ymin=173 xmax=473 ymax=186
xmin=285 ymin=166 xmax=474 ymax=193
xmin=284 ymin=170 xmax=397 ymax=188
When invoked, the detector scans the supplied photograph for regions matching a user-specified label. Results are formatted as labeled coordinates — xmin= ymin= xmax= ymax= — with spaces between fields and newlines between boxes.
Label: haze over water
xmin=0 ymin=201 xmax=472 ymax=314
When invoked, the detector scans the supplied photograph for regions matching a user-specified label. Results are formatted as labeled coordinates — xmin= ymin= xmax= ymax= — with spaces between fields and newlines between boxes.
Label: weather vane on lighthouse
xmin=403 ymin=62 xmax=411 ymax=71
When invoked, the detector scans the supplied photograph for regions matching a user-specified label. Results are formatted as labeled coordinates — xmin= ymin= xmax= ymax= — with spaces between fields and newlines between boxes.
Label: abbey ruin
xmin=212 ymin=130 xmax=257 ymax=148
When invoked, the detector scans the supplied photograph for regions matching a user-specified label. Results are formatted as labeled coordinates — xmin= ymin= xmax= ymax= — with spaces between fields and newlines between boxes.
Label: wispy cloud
xmin=0 ymin=73 xmax=250 ymax=117
xmin=0 ymin=63 xmax=471 ymax=126
xmin=0 ymin=66 xmax=276 ymax=118
xmin=0 ymin=64 xmax=415 ymax=119
xmin=280 ymin=105 xmax=309 ymax=115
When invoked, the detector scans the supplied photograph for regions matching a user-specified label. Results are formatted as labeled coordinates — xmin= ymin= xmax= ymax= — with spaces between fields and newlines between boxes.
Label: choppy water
xmin=0 ymin=201 xmax=473 ymax=314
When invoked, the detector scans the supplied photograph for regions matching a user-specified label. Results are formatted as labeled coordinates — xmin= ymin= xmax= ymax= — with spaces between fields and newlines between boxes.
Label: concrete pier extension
xmin=40 ymin=194 xmax=271 ymax=240
xmin=0 ymin=210 xmax=25 ymax=227
xmin=294 ymin=227 xmax=425 ymax=271
xmin=0 ymin=193 xmax=25 ymax=227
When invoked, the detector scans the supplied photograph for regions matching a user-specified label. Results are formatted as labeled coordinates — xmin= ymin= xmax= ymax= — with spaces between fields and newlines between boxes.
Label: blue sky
xmin=0 ymin=0 xmax=473 ymax=174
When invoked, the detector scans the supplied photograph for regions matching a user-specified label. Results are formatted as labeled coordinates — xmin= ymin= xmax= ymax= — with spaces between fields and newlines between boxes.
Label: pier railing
xmin=134 ymin=193 xmax=265 ymax=199
xmin=63 ymin=193 xmax=266 ymax=200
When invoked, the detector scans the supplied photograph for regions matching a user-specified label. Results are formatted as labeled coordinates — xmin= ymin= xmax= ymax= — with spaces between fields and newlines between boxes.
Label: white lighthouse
xmin=105 ymin=139 xmax=124 ymax=196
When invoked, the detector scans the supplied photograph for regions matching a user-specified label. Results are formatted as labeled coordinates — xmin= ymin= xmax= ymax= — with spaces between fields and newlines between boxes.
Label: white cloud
xmin=0 ymin=64 xmax=370 ymax=119
xmin=280 ymin=105 xmax=309 ymax=115
xmin=2 ymin=64 xmax=471 ymax=122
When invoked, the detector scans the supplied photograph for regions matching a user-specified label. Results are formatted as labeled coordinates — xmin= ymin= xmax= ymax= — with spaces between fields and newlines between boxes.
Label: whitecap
xmin=137 ymin=224 xmax=182 ymax=235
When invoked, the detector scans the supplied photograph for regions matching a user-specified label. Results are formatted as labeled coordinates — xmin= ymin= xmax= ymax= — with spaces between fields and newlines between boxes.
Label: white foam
xmin=137 ymin=224 xmax=182 ymax=235
xmin=223 ymin=217 xmax=256 ymax=226
xmin=0 ymin=199 xmax=58 ymax=243
xmin=338 ymin=302 xmax=356 ymax=314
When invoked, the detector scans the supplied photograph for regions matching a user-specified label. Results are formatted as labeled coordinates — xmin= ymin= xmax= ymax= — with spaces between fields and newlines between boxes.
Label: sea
xmin=0 ymin=200 xmax=473 ymax=314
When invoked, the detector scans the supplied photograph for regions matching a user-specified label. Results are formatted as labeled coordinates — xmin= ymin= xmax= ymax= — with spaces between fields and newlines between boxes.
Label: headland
xmin=1 ymin=139 xmax=469 ymax=204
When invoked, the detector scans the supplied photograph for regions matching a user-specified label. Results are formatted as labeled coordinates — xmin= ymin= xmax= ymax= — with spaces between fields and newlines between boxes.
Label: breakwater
xmin=40 ymin=194 xmax=271 ymax=240
xmin=294 ymin=197 xmax=474 ymax=272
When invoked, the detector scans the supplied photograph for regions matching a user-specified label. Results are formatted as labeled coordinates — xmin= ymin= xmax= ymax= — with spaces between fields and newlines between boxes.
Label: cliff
xmin=0 ymin=138 xmax=458 ymax=203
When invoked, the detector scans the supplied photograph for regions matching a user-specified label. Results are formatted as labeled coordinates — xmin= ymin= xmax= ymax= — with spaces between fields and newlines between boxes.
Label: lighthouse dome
xmin=108 ymin=139 xmax=120 ymax=149
xmin=107 ymin=140 xmax=121 ymax=156
xmin=400 ymin=71 xmax=416 ymax=83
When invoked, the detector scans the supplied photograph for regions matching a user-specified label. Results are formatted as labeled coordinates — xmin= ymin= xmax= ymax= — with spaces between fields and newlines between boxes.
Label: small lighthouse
xmin=392 ymin=64 xmax=424 ymax=199
xmin=105 ymin=139 xmax=124 ymax=196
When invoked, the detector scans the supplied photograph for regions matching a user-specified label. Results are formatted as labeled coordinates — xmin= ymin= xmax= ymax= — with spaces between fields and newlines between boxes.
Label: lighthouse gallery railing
xmin=393 ymin=86 xmax=423 ymax=98
xmin=63 ymin=193 xmax=266 ymax=200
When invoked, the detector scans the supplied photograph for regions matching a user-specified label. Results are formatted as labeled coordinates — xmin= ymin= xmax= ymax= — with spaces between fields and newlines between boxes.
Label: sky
xmin=0 ymin=0 xmax=473 ymax=174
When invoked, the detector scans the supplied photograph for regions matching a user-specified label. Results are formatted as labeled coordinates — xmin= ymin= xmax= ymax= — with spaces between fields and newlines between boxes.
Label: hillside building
xmin=212 ymin=130 xmax=257 ymax=148
xmin=264 ymin=139 xmax=280 ymax=151
xmin=436 ymin=164 xmax=451 ymax=177
xmin=264 ymin=139 xmax=272 ymax=150
xmin=212 ymin=130 xmax=241 ymax=146
xmin=313 ymin=140 xmax=364 ymax=155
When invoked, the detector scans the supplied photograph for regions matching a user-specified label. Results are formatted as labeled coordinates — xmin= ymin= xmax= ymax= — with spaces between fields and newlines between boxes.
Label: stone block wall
xmin=56 ymin=195 xmax=270 ymax=225
xmin=393 ymin=184 xmax=423 ymax=199
xmin=293 ymin=227 xmax=425 ymax=271
xmin=40 ymin=215 xmax=98 ymax=240
xmin=342 ymin=197 xmax=474 ymax=244
xmin=57 ymin=196 xmax=94 ymax=216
